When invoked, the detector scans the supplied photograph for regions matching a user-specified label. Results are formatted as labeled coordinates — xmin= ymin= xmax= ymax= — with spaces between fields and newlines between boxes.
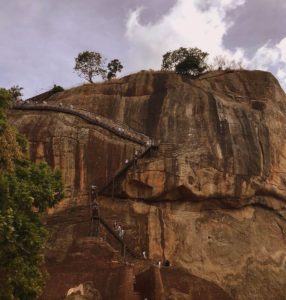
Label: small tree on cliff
xmin=74 ymin=51 xmax=106 ymax=83
xmin=161 ymin=47 xmax=209 ymax=76
xmin=8 ymin=85 xmax=23 ymax=103
xmin=209 ymin=54 xmax=244 ymax=71
xmin=0 ymin=88 xmax=64 ymax=300
xmin=107 ymin=59 xmax=123 ymax=80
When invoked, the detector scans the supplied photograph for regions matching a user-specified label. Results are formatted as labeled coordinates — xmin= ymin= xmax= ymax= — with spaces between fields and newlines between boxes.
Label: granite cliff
xmin=9 ymin=70 xmax=286 ymax=299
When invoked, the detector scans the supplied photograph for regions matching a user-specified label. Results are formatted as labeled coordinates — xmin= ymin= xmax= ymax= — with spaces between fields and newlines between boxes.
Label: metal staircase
xmin=13 ymin=103 xmax=159 ymax=261
xmin=91 ymin=144 xmax=158 ymax=259
xmin=98 ymin=143 xmax=158 ymax=196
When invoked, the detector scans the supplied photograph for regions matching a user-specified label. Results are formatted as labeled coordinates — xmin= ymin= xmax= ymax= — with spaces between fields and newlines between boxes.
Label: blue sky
xmin=1 ymin=0 xmax=286 ymax=98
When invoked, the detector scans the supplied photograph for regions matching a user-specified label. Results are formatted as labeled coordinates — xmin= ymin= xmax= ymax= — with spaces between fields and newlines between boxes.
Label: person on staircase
xmin=119 ymin=227 xmax=125 ymax=239
xmin=91 ymin=197 xmax=99 ymax=236
xmin=134 ymin=150 xmax=139 ymax=168
xmin=115 ymin=224 xmax=121 ymax=236
xmin=113 ymin=221 xmax=118 ymax=231
xmin=91 ymin=198 xmax=99 ymax=218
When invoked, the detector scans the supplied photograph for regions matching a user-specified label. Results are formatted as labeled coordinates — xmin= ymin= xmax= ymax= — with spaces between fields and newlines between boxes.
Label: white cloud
xmin=247 ymin=38 xmax=286 ymax=90
xmin=277 ymin=37 xmax=286 ymax=63
xmin=125 ymin=0 xmax=246 ymax=71
xmin=277 ymin=68 xmax=286 ymax=82
xmin=125 ymin=0 xmax=286 ymax=91
xmin=277 ymin=68 xmax=286 ymax=90
xmin=249 ymin=43 xmax=281 ymax=69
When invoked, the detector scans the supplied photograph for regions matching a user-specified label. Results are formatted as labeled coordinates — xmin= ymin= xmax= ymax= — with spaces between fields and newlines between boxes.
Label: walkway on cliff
xmin=12 ymin=104 xmax=151 ymax=146
xmin=90 ymin=143 xmax=158 ymax=258
xmin=21 ymin=102 xmax=160 ymax=259
xmin=97 ymin=143 xmax=158 ymax=196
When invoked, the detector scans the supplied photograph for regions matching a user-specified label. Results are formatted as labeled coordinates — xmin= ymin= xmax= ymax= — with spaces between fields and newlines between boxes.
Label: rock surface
xmin=8 ymin=70 xmax=286 ymax=299
xmin=41 ymin=223 xmax=231 ymax=300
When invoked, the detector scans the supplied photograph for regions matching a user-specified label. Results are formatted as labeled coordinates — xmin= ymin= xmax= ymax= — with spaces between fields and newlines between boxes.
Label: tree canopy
xmin=74 ymin=51 xmax=106 ymax=83
xmin=107 ymin=59 xmax=123 ymax=80
xmin=0 ymin=88 xmax=64 ymax=300
xmin=74 ymin=51 xmax=123 ymax=83
xmin=8 ymin=85 xmax=23 ymax=103
xmin=161 ymin=47 xmax=209 ymax=76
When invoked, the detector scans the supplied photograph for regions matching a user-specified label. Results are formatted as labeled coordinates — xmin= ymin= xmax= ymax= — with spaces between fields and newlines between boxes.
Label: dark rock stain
xmin=146 ymin=74 xmax=168 ymax=137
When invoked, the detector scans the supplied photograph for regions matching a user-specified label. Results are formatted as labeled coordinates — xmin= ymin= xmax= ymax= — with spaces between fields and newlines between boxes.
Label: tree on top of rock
xmin=74 ymin=51 xmax=106 ymax=83
xmin=107 ymin=59 xmax=123 ymax=80
xmin=161 ymin=47 xmax=209 ymax=76
xmin=209 ymin=54 xmax=244 ymax=71
xmin=8 ymin=85 xmax=23 ymax=103
xmin=74 ymin=51 xmax=124 ymax=83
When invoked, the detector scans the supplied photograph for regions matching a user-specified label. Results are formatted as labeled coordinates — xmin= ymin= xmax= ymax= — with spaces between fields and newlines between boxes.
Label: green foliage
xmin=50 ymin=84 xmax=64 ymax=93
xmin=0 ymin=88 xmax=12 ymax=129
xmin=161 ymin=47 xmax=209 ymax=76
xmin=74 ymin=51 xmax=106 ymax=83
xmin=0 ymin=89 xmax=25 ymax=171
xmin=0 ymin=88 xmax=12 ymax=111
xmin=74 ymin=51 xmax=124 ymax=83
xmin=107 ymin=59 xmax=123 ymax=80
xmin=0 ymin=88 xmax=64 ymax=299
xmin=8 ymin=85 xmax=23 ymax=103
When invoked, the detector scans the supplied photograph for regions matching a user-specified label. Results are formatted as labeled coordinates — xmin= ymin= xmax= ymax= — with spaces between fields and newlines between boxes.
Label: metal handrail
xmin=12 ymin=104 xmax=150 ymax=146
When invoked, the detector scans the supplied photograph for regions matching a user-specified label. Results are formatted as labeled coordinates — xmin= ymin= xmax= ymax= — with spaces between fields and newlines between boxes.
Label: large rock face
xmin=9 ymin=70 xmax=286 ymax=299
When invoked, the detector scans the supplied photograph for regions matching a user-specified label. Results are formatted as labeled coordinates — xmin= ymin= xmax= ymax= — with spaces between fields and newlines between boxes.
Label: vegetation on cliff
xmin=161 ymin=47 xmax=209 ymax=75
xmin=74 ymin=51 xmax=123 ymax=83
xmin=161 ymin=47 xmax=244 ymax=76
xmin=73 ymin=47 xmax=243 ymax=87
xmin=0 ymin=88 xmax=64 ymax=300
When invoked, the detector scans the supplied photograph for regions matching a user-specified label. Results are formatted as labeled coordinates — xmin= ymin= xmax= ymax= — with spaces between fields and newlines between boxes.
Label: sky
xmin=1 ymin=0 xmax=286 ymax=98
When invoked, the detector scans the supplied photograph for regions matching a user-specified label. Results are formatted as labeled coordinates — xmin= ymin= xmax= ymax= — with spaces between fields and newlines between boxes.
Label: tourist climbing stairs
xmin=97 ymin=216 xmax=138 ymax=258
xmin=89 ymin=142 xmax=158 ymax=260
xmin=14 ymin=103 xmax=160 ymax=264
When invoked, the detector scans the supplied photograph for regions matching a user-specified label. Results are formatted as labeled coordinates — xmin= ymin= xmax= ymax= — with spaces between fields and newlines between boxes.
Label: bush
xmin=161 ymin=47 xmax=209 ymax=76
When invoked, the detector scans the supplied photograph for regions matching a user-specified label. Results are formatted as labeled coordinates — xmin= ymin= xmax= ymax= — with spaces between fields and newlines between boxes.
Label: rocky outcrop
xmin=8 ymin=70 xmax=286 ymax=299
xmin=98 ymin=197 xmax=286 ymax=300
xmin=41 ymin=228 xmax=231 ymax=300
xmin=10 ymin=70 xmax=286 ymax=205
xmin=65 ymin=282 xmax=101 ymax=300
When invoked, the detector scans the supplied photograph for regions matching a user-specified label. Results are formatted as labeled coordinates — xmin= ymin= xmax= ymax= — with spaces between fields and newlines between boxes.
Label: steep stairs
xmin=98 ymin=143 xmax=158 ymax=196
xmin=98 ymin=216 xmax=138 ymax=258
xmin=15 ymin=103 xmax=163 ymax=299
xmin=90 ymin=142 xmax=159 ymax=259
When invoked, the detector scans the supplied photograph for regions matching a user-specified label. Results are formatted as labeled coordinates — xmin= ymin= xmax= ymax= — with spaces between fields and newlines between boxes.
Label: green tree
xmin=8 ymin=85 xmax=23 ymax=103
xmin=50 ymin=84 xmax=64 ymax=93
xmin=74 ymin=51 xmax=106 ymax=83
xmin=107 ymin=59 xmax=123 ymax=80
xmin=161 ymin=47 xmax=209 ymax=76
xmin=0 ymin=88 xmax=64 ymax=300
